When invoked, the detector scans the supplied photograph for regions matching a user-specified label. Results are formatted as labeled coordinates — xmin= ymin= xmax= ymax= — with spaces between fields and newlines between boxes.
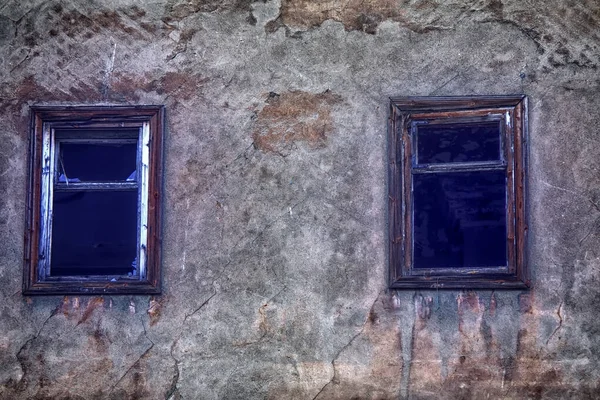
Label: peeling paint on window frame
xmin=388 ymin=96 xmax=529 ymax=290
xmin=23 ymin=106 xmax=164 ymax=295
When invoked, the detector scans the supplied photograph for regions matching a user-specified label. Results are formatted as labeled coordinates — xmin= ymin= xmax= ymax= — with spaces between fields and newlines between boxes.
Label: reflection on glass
xmin=58 ymin=142 xmax=137 ymax=182
xmin=417 ymin=122 xmax=501 ymax=164
xmin=413 ymin=170 xmax=507 ymax=268
xmin=51 ymin=191 xmax=137 ymax=276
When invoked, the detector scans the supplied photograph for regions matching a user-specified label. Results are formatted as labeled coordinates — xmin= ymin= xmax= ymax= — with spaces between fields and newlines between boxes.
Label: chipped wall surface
xmin=0 ymin=0 xmax=599 ymax=398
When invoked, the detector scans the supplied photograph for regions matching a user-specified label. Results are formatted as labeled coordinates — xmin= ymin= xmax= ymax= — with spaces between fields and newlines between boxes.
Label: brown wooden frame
xmin=388 ymin=96 xmax=529 ymax=289
xmin=23 ymin=106 xmax=164 ymax=295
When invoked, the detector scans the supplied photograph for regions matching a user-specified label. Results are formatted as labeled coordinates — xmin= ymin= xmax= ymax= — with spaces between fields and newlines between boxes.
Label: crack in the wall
xmin=311 ymin=327 xmax=362 ymax=399
xmin=311 ymin=291 xmax=383 ymax=400
xmin=162 ymin=292 xmax=217 ymax=400
xmin=166 ymin=29 xmax=197 ymax=62
xmin=13 ymin=304 xmax=60 ymax=390
xmin=232 ymin=286 xmax=286 ymax=347
xmin=428 ymin=72 xmax=463 ymax=96
xmin=480 ymin=19 xmax=545 ymax=55
xmin=166 ymin=339 xmax=182 ymax=400
xmin=107 ymin=319 xmax=155 ymax=396
xmin=541 ymin=179 xmax=600 ymax=217
xmin=4 ymin=0 xmax=50 ymax=23
xmin=225 ymin=142 xmax=259 ymax=176
xmin=9 ymin=49 xmax=31 ymax=73
xmin=540 ymin=180 xmax=600 ymax=245
xmin=546 ymin=301 xmax=564 ymax=345
xmin=183 ymin=292 xmax=217 ymax=322
xmin=541 ymin=180 xmax=598 ymax=204
xmin=485 ymin=14 xmax=599 ymax=71
xmin=201 ymin=193 xmax=309 ymax=292
xmin=578 ymin=215 xmax=600 ymax=245
xmin=181 ymin=198 xmax=191 ymax=271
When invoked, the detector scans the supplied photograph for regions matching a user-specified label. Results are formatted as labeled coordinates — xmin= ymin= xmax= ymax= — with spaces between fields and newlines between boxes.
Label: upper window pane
xmin=416 ymin=121 xmax=501 ymax=164
xmin=58 ymin=142 xmax=138 ymax=182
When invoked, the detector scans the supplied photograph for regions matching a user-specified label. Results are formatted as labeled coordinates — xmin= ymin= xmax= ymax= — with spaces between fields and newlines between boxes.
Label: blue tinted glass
xmin=413 ymin=170 xmax=507 ymax=268
xmin=417 ymin=122 xmax=501 ymax=164
xmin=51 ymin=191 xmax=137 ymax=276
xmin=58 ymin=142 xmax=137 ymax=182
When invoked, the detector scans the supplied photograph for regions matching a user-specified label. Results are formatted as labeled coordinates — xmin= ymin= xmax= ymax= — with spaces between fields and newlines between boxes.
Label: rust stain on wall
xmin=359 ymin=295 xmax=403 ymax=395
xmin=77 ymin=297 xmax=105 ymax=326
xmin=55 ymin=296 xmax=106 ymax=324
xmin=252 ymin=90 xmax=342 ymax=155
xmin=147 ymin=297 xmax=162 ymax=326
xmin=88 ymin=327 xmax=110 ymax=354
xmin=406 ymin=290 xmax=581 ymax=399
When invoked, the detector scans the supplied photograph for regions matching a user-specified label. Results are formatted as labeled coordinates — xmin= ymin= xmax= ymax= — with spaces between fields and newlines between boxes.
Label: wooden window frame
xmin=388 ymin=96 xmax=529 ymax=289
xmin=23 ymin=106 xmax=164 ymax=295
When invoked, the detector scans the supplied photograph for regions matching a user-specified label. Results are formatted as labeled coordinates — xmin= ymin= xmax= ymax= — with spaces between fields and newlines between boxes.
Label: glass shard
xmin=413 ymin=170 xmax=507 ymax=269
xmin=50 ymin=191 xmax=137 ymax=276
xmin=416 ymin=121 xmax=501 ymax=164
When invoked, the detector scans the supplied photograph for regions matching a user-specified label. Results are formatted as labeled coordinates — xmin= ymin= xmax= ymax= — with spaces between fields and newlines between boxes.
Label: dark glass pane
xmin=51 ymin=191 xmax=137 ymax=276
xmin=416 ymin=122 xmax=501 ymax=164
xmin=58 ymin=142 xmax=137 ymax=182
xmin=413 ymin=170 xmax=507 ymax=268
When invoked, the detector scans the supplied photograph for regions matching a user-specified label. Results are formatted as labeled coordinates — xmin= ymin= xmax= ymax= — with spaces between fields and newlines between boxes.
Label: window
xmin=23 ymin=106 xmax=164 ymax=295
xmin=388 ymin=96 xmax=528 ymax=289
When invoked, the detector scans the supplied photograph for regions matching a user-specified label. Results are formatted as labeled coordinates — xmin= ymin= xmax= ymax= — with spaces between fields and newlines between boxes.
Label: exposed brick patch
xmin=110 ymin=70 xmax=209 ymax=103
xmin=19 ymin=4 xmax=155 ymax=45
xmin=0 ymin=75 xmax=103 ymax=136
xmin=277 ymin=0 xmax=453 ymax=34
xmin=0 ymin=70 xmax=207 ymax=124
xmin=56 ymin=9 xmax=148 ymax=40
xmin=252 ymin=90 xmax=342 ymax=155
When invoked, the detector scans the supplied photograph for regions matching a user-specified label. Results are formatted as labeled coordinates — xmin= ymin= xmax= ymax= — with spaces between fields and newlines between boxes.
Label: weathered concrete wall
xmin=0 ymin=0 xmax=599 ymax=398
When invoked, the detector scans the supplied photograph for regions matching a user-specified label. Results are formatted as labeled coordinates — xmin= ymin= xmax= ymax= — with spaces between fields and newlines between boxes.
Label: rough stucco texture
xmin=0 ymin=0 xmax=599 ymax=399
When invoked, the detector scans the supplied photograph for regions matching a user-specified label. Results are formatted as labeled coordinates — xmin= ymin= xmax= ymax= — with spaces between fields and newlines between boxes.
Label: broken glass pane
xmin=50 ymin=190 xmax=137 ymax=276
xmin=58 ymin=142 xmax=137 ymax=182
xmin=413 ymin=170 xmax=507 ymax=269
xmin=416 ymin=122 xmax=501 ymax=164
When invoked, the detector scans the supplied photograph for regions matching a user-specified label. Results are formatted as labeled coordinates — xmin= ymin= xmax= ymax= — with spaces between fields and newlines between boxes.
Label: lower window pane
xmin=413 ymin=170 xmax=507 ymax=269
xmin=51 ymin=191 xmax=137 ymax=276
